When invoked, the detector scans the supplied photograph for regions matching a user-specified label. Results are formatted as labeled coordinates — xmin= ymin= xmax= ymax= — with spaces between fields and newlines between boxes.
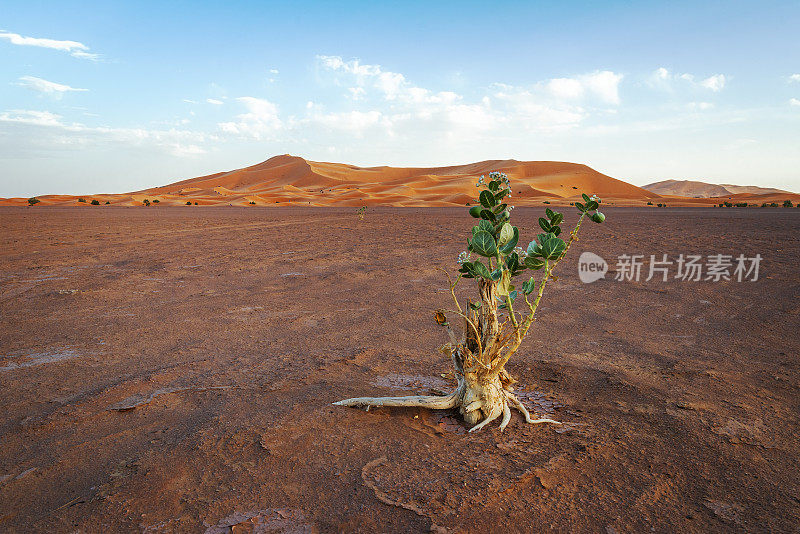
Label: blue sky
xmin=1 ymin=0 xmax=799 ymax=197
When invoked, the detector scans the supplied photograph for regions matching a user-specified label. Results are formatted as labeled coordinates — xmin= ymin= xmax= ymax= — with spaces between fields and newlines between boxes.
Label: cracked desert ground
xmin=1 ymin=206 xmax=799 ymax=533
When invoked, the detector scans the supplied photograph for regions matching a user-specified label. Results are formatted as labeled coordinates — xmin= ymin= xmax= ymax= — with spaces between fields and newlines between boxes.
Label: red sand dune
xmin=3 ymin=154 xmax=799 ymax=207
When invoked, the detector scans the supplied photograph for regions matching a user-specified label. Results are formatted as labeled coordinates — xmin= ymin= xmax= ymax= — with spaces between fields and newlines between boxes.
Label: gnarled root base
xmin=334 ymin=379 xmax=561 ymax=432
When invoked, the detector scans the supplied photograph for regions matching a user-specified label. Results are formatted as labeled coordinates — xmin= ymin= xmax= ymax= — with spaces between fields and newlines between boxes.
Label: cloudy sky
xmin=1 ymin=0 xmax=799 ymax=197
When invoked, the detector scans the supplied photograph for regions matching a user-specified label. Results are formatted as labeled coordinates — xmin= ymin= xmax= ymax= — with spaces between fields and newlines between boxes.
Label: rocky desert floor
xmin=0 ymin=206 xmax=798 ymax=533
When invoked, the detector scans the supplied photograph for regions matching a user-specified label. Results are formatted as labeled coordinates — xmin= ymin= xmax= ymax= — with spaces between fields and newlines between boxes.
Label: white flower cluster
xmin=513 ymin=246 xmax=527 ymax=259
xmin=457 ymin=250 xmax=472 ymax=264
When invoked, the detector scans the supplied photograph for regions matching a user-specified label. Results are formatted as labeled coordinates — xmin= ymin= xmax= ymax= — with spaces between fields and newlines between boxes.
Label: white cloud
xmin=347 ymin=87 xmax=366 ymax=100
xmin=790 ymin=98 xmax=800 ymax=107
xmin=788 ymin=74 xmax=800 ymax=83
xmin=545 ymin=71 xmax=623 ymax=104
xmin=269 ymin=69 xmax=279 ymax=74
xmin=206 ymin=98 xmax=224 ymax=105
xmin=0 ymin=109 xmax=207 ymax=157
xmin=17 ymin=76 xmax=88 ymax=96
xmin=218 ymin=97 xmax=282 ymax=139
xmin=700 ymin=74 xmax=726 ymax=92
xmin=183 ymin=99 xmax=197 ymax=104
xmin=648 ymin=68 xmax=727 ymax=92
xmin=0 ymin=31 xmax=100 ymax=60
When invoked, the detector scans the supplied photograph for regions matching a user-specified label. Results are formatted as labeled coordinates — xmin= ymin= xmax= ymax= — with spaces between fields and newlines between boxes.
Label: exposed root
xmin=333 ymin=390 xmax=460 ymax=410
xmin=498 ymin=401 xmax=512 ymax=431
xmin=507 ymin=393 xmax=562 ymax=425
xmin=468 ymin=402 xmax=503 ymax=433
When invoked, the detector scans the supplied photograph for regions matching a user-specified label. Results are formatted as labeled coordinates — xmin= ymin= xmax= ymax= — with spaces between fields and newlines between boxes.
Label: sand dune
xmin=644 ymin=179 xmax=796 ymax=199
xmin=3 ymin=154 xmax=799 ymax=207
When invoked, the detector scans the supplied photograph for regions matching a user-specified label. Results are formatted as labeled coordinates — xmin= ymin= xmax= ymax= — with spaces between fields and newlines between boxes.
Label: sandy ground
xmin=0 ymin=206 xmax=798 ymax=533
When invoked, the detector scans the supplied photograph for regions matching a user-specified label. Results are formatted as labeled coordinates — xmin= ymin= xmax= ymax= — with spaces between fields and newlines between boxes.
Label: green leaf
xmin=538 ymin=217 xmax=551 ymax=232
xmin=497 ymin=223 xmax=514 ymax=247
xmin=551 ymin=212 xmax=563 ymax=226
xmin=495 ymin=210 xmax=510 ymax=225
xmin=495 ymin=188 xmax=510 ymax=201
xmin=470 ymin=260 xmax=492 ymax=280
xmin=476 ymin=219 xmax=495 ymax=235
xmin=479 ymin=209 xmax=497 ymax=222
xmin=480 ymin=190 xmax=497 ymax=208
xmin=490 ymin=267 xmax=503 ymax=282
xmin=522 ymin=278 xmax=536 ymax=294
xmin=458 ymin=262 xmax=475 ymax=278
xmin=468 ymin=301 xmax=482 ymax=310
xmin=470 ymin=231 xmax=498 ymax=257
xmin=575 ymin=202 xmax=585 ymax=212
xmin=498 ymin=226 xmax=519 ymax=254
xmin=585 ymin=200 xmax=599 ymax=211
xmin=524 ymin=256 xmax=545 ymax=270
xmin=505 ymin=252 xmax=520 ymax=272
xmin=488 ymin=180 xmax=500 ymax=192
xmin=468 ymin=205 xmax=483 ymax=218
xmin=527 ymin=240 xmax=542 ymax=257
xmin=582 ymin=193 xmax=591 ymax=203
xmin=508 ymin=290 xmax=518 ymax=302
xmin=552 ymin=226 xmax=562 ymax=236
xmin=541 ymin=236 xmax=566 ymax=260
xmin=492 ymin=203 xmax=508 ymax=214
xmin=545 ymin=207 xmax=555 ymax=219
xmin=538 ymin=232 xmax=554 ymax=245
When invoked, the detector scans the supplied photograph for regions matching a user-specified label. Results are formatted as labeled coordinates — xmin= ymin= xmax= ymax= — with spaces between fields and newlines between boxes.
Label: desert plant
xmin=77 ymin=198 xmax=86 ymax=203
xmin=186 ymin=201 xmax=192 ymax=205
xmin=249 ymin=201 xmax=256 ymax=205
xmin=783 ymin=200 xmax=793 ymax=208
xmin=194 ymin=202 xmax=198 ymax=205
xmin=90 ymin=199 xmax=100 ymax=205
xmin=357 ymin=206 xmax=367 ymax=220
xmin=153 ymin=199 xmax=160 ymax=204
xmin=143 ymin=199 xmax=151 ymax=206
xmin=335 ymin=172 xmax=605 ymax=432
xmin=27 ymin=197 xmax=40 ymax=206
xmin=105 ymin=201 xmax=110 ymax=205
xmin=543 ymin=200 xmax=550 ymax=204
xmin=647 ymin=202 xmax=653 ymax=206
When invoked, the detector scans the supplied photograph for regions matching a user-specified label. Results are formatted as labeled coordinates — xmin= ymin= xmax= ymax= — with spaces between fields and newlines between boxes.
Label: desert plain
xmin=0 ymin=205 xmax=798 ymax=533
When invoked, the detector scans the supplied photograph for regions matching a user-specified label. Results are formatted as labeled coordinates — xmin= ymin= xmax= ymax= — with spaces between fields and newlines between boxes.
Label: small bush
xmin=90 ymin=199 xmax=100 ymax=205
xmin=105 ymin=201 xmax=110 ymax=204
xmin=647 ymin=201 xmax=653 ymax=206
xmin=27 ymin=197 xmax=40 ymax=206
xmin=153 ymin=199 xmax=160 ymax=204
xmin=783 ymin=200 xmax=793 ymax=208
xmin=656 ymin=203 xmax=663 ymax=207
xmin=143 ymin=199 xmax=151 ymax=206
xmin=186 ymin=201 xmax=192 ymax=205
xmin=78 ymin=198 xmax=86 ymax=203
xmin=194 ymin=202 xmax=198 ymax=205
xmin=249 ymin=201 xmax=256 ymax=205
xmin=543 ymin=201 xmax=550 ymax=204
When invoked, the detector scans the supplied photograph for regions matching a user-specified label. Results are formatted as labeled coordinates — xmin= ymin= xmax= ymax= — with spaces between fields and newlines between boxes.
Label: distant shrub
xmin=143 ymin=199 xmax=151 ymax=206
xmin=647 ymin=201 xmax=653 ymax=206
xmin=656 ymin=203 xmax=663 ymax=207
xmin=249 ymin=201 xmax=256 ymax=205
xmin=90 ymin=199 xmax=100 ymax=205
xmin=186 ymin=201 xmax=192 ymax=205
xmin=152 ymin=199 xmax=160 ymax=204
xmin=723 ymin=201 xmax=732 ymax=207
xmin=194 ymin=202 xmax=198 ymax=205
xmin=357 ymin=206 xmax=367 ymax=220
xmin=734 ymin=202 xmax=748 ymax=207
xmin=543 ymin=201 xmax=550 ymax=204
xmin=78 ymin=198 xmax=86 ymax=203
xmin=783 ymin=200 xmax=793 ymax=208
xmin=27 ymin=197 xmax=40 ymax=205
xmin=105 ymin=201 xmax=110 ymax=204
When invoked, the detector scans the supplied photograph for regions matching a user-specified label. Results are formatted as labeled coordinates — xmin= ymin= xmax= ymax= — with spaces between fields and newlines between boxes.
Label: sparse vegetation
xmin=249 ymin=201 xmax=256 ymax=205
xmin=105 ymin=201 xmax=110 ymax=205
xmin=186 ymin=201 xmax=192 ymax=205
xmin=143 ymin=199 xmax=151 ymax=206
xmin=78 ymin=198 xmax=86 ymax=203
xmin=543 ymin=201 xmax=550 ymax=204
xmin=647 ymin=201 xmax=653 ymax=206
xmin=335 ymin=172 xmax=606 ymax=432
xmin=357 ymin=206 xmax=367 ymax=220
xmin=27 ymin=197 xmax=40 ymax=206
xmin=90 ymin=199 xmax=100 ymax=205
xmin=194 ymin=202 xmax=198 ymax=205
xmin=784 ymin=200 xmax=793 ymax=208
xmin=152 ymin=199 xmax=160 ymax=204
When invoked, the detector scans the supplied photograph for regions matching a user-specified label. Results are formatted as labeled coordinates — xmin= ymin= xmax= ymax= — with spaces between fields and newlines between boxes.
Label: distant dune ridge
xmin=643 ymin=179 xmax=795 ymax=199
xmin=3 ymin=154 xmax=799 ymax=206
